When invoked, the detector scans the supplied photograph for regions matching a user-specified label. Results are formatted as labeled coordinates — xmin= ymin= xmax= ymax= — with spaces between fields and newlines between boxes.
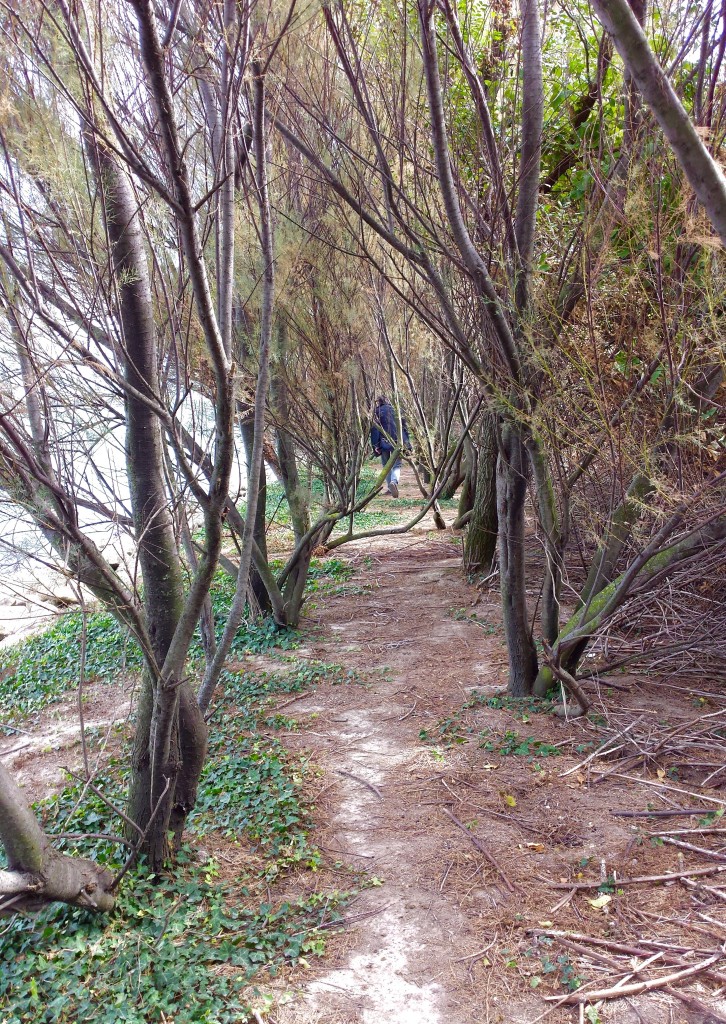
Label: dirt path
xmin=4 ymin=474 xmax=726 ymax=1023
xmin=274 ymin=529 xmax=543 ymax=1024
xmin=271 ymin=511 xmax=726 ymax=1024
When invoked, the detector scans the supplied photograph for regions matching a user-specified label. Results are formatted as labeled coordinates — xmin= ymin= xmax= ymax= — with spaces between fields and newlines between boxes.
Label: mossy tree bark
xmin=534 ymin=513 xmax=726 ymax=694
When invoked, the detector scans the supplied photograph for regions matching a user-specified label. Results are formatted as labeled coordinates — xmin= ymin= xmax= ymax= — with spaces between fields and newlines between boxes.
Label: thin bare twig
xmin=547 ymin=864 xmax=726 ymax=888
xmin=441 ymin=806 xmax=516 ymax=893
xmin=336 ymin=769 xmax=383 ymax=799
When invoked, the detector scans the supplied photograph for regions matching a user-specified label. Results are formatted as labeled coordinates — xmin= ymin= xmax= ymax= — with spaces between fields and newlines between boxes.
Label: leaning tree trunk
xmin=497 ymin=425 xmax=538 ymax=696
xmin=0 ymin=764 xmax=115 ymax=913
xmin=280 ymin=519 xmax=337 ymax=626
xmin=592 ymin=0 xmax=726 ymax=245
xmin=464 ymin=413 xmax=498 ymax=573
xmin=578 ymin=470 xmax=654 ymax=608
xmin=533 ymin=512 xmax=726 ymax=694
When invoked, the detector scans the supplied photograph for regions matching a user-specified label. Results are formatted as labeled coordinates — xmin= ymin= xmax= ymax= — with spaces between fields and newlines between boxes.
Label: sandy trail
xmin=275 ymin=531 xmax=517 ymax=1024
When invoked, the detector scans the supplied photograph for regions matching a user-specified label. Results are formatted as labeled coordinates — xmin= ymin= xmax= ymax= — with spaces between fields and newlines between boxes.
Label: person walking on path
xmin=371 ymin=396 xmax=409 ymax=498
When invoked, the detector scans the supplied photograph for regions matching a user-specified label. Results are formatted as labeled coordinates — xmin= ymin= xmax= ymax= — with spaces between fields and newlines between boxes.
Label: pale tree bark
xmin=592 ymin=0 xmax=726 ymax=244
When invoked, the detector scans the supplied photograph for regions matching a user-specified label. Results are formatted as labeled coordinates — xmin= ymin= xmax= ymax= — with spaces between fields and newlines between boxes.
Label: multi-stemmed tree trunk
xmin=0 ymin=0 xmax=247 ymax=887
xmin=91 ymin=134 xmax=208 ymax=865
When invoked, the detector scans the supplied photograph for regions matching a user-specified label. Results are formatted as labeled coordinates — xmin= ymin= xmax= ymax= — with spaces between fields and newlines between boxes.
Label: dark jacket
xmin=371 ymin=402 xmax=410 ymax=453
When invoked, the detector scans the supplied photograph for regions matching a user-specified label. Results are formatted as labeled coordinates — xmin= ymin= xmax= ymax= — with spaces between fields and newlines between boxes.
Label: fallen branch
xmin=661 ymin=835 xmax=726 ymax=862
xmin=543 ymin=952 xmax=722 ymax=1003
xmin=398 ymin=701 xmax=418 ymax=722
xmin=611 ymin=808 xmax=720 ymax=819
xmin=336 ymin=769 xmax=383 ymax=800
xmin=441 ymin=806 xmax=516 ymax=893
xmin=547 ymin=863 xmax=726 ymax=889
xmin=561 ymin=718 xmax=643 ymax=778
xmin=530 ymin=928 xmax=725 ymax=971
xmin=681 ymin=877 xmax=726 ymax=902
xmin=0 ymin=742 xmax=32 ymax=758
xmin=664 ymin=986 xmax=726 ymax=1023
xmin=597 ymin=772 xmax=726 ymax=808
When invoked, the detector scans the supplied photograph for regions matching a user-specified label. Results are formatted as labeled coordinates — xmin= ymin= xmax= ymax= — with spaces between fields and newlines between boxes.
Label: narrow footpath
xmin=272 ymin=505 xmax=715 ymax=1024
xmin=274 ymin=529 xmax=549 ymax=1024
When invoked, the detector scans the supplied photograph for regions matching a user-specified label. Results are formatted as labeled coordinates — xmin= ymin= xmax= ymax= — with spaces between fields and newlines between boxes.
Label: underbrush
xmin=0 ymin=659 xmax=360 ymax=1023
xmin=0 ymin=559 xmax=354 ymax=725
xmin=253 ymin=466 xmax=436 ymax=539
xmin=419 ymin=689 xmax=557 ymax=749
xmin=0 ymin=611 xmax=143 ymax=724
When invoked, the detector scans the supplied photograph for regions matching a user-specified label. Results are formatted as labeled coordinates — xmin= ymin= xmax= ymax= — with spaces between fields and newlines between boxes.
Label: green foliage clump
xmin=419 ymin=714 xmax=467 ymax=747
xmin=465 ymin=690 xmax=553 ymax=720
xmin=0 ymin=658 xmax=359 ymax=1022
xmin=0 ymin=612 xmax=142 ymax=724
xmin=188 ymin=570 xmax=299 ymax=662
xmin=450 ymin=608 xmax=502 ymax=634
xmin=0 ymin=859 xmax=347 ymax=1023
xmin=479 ymin=728 xmax=561 ymax=759
xmin=0 ymin=567 xmax=308 ymax=726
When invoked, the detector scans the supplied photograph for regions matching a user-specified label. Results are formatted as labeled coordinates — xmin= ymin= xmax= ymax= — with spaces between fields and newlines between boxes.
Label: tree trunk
xmin=0 ymin=764 xmax=115 ymax=913
xmin=89 ymin=137 xmax=201 ymax=866
xmin=455 ymin=447 xmax=475 ymax=527
xmin=280 ymin=521 xmax=337 ymax=626
xmin=579 ymin=471 xmax=655 ymax=607
xmin=497 ymin=425 xmax=538 ymax=696
xmin=464 ymin=414 xmax=498 ymax=574
xmin=272 ymin=321 xmax=311 ymax=546
xmin=439 ymin=446 xmax=465 ymax=500
xmin=240 ymin=417 xmax=272 ymax=614
xmin=592 ymin=0 xmax=726 ymax=245
xmin=526 ymin=433 xmax=564 ymax=644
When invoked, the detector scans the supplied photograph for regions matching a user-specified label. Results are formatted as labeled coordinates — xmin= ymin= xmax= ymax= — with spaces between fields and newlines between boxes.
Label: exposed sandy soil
xmin=265 ymin=474 xmax=726 ymax=1024
xmin=0 ymin=674 xmax=136 ymax=799
xmin=3 ymin=468 xmax=726 ymax=1024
